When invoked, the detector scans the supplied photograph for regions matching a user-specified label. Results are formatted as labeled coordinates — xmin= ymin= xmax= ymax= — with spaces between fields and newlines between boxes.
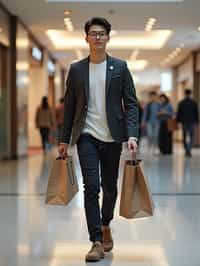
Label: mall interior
xmin=0 ymin=0 xmax=200 ymax=265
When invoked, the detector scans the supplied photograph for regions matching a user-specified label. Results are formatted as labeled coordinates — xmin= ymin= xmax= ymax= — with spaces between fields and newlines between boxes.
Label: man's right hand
xmin=58 ymin=143 xmax=68 ymax=159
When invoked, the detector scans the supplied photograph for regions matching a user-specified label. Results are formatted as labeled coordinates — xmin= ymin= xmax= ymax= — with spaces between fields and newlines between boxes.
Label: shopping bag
xmin=45 ymin=156 xmax=79 ymax=205
xmin=167 ymin=118 xmax=178 ymax=132
xmin=119 ymin=159 xmax=154 ymax=219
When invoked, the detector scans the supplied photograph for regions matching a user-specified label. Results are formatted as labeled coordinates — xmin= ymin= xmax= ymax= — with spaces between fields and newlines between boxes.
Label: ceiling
xmin=1 ymin=0 xmax=200 ymax=75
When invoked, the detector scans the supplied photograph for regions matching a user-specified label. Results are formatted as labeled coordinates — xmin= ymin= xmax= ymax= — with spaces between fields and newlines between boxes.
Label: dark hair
xmin=149 ymin=91 xmax=156 ymax=96
xmin=159 ymin=93 xmax=169 ymax=103
xmin=185 ymin=89 xmax=192 ymax=96
xmin=59 ymin=97 xmax=64 ymax=104
xmin=41 ymin=96 xmax=49 ymax=109
xmin=84 ymin=17 xmax=111 ymax=35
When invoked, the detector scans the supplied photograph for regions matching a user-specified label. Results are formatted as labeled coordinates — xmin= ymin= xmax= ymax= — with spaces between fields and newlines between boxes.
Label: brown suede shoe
xmin=102 ymin=226 xmax=114 ymax=252
xmin=85 ymin=241 xmax=105 ymax=262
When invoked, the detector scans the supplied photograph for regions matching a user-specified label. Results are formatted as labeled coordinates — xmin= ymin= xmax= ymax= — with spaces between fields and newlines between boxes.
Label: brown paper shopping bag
xmin=119 ymin=159 xmax=154 ymax=219
xmin=167 ymin=118 xmax=178 ymax=132
xmin=45 ymin=156 xmax=79 ymax=205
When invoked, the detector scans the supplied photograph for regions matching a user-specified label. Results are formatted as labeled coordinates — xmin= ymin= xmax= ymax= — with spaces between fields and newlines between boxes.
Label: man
xmin=142 ymin=91 xmax=160 ymax=154
xmin=55 ymin=97 xmax=64 ymax=144
xmin=58 ymin=17 xmax=138 ymax=262
xmin=176 ymin=89 xmax=199 ymax=157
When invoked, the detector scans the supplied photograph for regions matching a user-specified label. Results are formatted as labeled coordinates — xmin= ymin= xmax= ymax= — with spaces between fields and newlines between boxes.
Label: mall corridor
xmin=1 ymin=0 xmax=200 ymax=265
xmin=0 ymin=145 xmax=200 ymax=266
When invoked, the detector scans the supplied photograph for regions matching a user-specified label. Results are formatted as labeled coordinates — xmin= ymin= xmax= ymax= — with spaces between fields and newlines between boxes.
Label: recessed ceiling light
xmin=162 ymin=46 xmax=182 ymax=65
xmin=130 ymin=50 xmax=139 ymax=60
xmin=64 ymin=10 xmax=71 ymax=16
xmin=47 ymin=0 xmax=184 ymax=2
xmin=64 ymin=17 xmax=70 ymax=23
xmin=127 ymin=60 xmax=148 ymax=71
xmin=75 ymin=50 xmax=83 ymax=60
xmin=175 ymin=47 xmax=181 ymax=52
xmin=198 ymin=26 xmax=200 ymax=31
xmin=16 ymin=39 xmax=29 ymax=48
xmin=145 ymin=17 xmax=157 ymax=32
xmin=145 ymin=25 xmax=153 ymax=32
xmin=64 ymin=17 xmax=74 ymax=32
xmin=16 ymin=62 xmax=29 ymax=71
xmin=149 ymin=18 xmax=157 ymax=25
xmin=46 ymin=30 xmax=172 ymax=50
xmin=110 ymin=30 xmax=118 ymax=36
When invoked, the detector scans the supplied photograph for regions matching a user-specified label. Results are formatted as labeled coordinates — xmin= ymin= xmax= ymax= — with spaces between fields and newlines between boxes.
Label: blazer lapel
xmin=83 ymin=56 xmax=89 ymax=103
xmin=106 ymin=55 xmax=114 ymax=95
xmin=83 ymin=55 xmax=113 ymax=101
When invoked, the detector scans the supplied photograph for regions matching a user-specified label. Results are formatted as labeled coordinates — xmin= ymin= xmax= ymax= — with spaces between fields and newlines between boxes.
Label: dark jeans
xmin=39 ymin=127 xmax=49 ymax=152
xmin=158 ymin=120 xmax=173 ymax=154
xmin=182 ymin=124 xmax=195 ymax=153
xmin=57 ymin=124 xmax=63 ymax=144
xmin=77 ymin=134 xmax=122 ymax=242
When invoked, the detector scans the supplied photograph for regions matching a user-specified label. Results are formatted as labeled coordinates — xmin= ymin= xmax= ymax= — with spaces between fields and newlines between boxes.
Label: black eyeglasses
xmin=88 ymin=31 xmax=107 ymax=39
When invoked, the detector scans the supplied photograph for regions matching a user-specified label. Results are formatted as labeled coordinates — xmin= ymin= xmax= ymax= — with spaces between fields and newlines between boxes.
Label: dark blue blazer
xmin=61 ymin=55 xmax=139 ymax=145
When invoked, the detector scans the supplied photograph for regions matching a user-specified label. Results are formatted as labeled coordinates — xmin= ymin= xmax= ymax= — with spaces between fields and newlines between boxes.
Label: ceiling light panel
xmin=46 ymin=30 xmax=172 ymax=50
xmin=127 ymin=60 xmax=148 ymax=71
xmin=145 ymin=17 xmax=157 ymax=32
xmin=130 ymin=50 xmax=139 ymax=60
xmin=47 ymin=0 xmax=183 ymax=2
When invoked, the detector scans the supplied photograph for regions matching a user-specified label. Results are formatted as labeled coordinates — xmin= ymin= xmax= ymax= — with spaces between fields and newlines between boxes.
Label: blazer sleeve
xmin=122 ymin=62 xmax=139 ymax=138
xmin=194 ymin=102 xmax=199 ymax=123
xmin=176 ymin=102 xmax=182 ymax=122
xmin=60 ymin=65 xmax=76 ymax=144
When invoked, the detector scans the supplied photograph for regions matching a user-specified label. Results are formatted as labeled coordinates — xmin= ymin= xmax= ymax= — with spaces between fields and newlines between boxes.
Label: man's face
xmin=149 ymin=94 xmax=156 ymax=102
xmin=86 ymin=25 xmax=110 ymax=52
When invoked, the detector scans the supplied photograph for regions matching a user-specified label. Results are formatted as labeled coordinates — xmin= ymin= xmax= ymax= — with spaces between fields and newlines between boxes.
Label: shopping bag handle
xmin=56 ymin=156 xmax=65 ymax=160
xmin=126 ymin=152 xmax=141 ymax=166
xmin=56 ymin=156 xmax=76 ymax=186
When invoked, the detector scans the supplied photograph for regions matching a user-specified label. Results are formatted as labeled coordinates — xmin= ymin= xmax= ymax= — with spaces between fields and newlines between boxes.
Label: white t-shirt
xmin=82 ymin=60 xmax=114 ymax=142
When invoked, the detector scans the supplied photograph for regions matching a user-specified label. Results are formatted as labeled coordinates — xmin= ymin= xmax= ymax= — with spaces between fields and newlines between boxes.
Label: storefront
xmin=173 ymin=55 xmax=194 ymax=106
xmin=194 ymin=52 xmax=200 ymax=146
xmin=16 ymin=22 xmax=30 ymax=156
xmin=172 ymin=54 xmax=200 ymax=143
xmin=0 ymin=6 xmax=10 ymax=159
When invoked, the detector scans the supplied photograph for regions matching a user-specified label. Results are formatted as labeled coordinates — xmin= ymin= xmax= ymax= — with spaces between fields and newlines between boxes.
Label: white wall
xmin=55 ymin=64 xmax=62 ymax=104
xmin=28 ymin=52 xmax=49 ymax=148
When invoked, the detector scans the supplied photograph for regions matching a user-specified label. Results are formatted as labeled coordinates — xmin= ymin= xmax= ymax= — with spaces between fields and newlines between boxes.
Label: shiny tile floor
xmin=0 ymin=141 xmax=200 ymax=266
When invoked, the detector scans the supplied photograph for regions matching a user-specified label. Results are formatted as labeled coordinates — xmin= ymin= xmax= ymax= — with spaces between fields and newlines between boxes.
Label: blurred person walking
xmin=35 ymin=96 xmax=54 ymax=155
xmin=157 ymin=94 xmax=174 ymax=155
xmin=138 ymin=100 xmax=144 ymax=144
xmin=58 ymin=17 xmax=138 ymax=262
xmin=142 ymin=91 xmax=160 ymax=153
xmin=176 ymin=89 xmax=199 ymax=157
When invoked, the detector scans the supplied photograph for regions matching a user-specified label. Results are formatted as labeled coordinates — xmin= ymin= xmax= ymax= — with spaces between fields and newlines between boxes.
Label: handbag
xmin=119 ymin=157 xmax=154 ymax=219
xmin=167 ymin=118 xmax=178 ymax=132
xmin=45 ymin=156 xmax=79 ymax=205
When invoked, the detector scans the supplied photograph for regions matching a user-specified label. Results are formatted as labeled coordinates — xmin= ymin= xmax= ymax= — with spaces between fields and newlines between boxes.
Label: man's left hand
xmin=127 ymin=137 xmax=138 ymax=153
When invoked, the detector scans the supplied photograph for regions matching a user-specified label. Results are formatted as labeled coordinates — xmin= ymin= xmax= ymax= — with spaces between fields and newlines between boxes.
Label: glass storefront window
xmin=0 ymin=8 xmax=9 ymax=47
xmin=16 ymin=23 xmax=30 ymax=156
xmin=0 ymin=44 xmax=8 ymax=157
xmin=0 ymin=7 xmax=9 ymax=158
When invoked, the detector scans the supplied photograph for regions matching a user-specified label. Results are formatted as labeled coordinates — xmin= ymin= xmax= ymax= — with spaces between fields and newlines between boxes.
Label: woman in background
xmin=157 ymin=94 xmax=174 ymax=154
xmin=35 ymin=96 xmax=54 ymax=154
